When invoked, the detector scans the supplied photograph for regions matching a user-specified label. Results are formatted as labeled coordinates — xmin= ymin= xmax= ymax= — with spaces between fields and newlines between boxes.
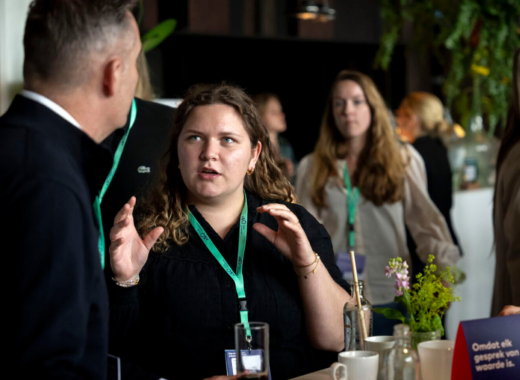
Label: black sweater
xmin=1 ymin=96 xmax=111 ymax=379
xmin=108 ymin=191 xmax=348 ymax=380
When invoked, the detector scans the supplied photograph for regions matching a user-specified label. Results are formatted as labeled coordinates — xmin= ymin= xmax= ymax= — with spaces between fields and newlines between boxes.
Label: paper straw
xmin=349 ymin=250 xmax=367 ymax=344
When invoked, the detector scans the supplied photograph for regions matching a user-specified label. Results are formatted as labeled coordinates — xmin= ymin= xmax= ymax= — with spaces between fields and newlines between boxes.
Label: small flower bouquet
xmin=374 ymin=255 xmax=461 ymax=337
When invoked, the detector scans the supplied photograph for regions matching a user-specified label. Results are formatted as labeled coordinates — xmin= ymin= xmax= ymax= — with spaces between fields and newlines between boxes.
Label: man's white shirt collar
xmin=20 ymin=90 xmax=82 ymax=130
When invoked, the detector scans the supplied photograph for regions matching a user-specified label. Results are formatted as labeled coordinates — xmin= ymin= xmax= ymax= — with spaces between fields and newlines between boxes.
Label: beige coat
xmin=295 ymin=143 xmax=460 ymax=304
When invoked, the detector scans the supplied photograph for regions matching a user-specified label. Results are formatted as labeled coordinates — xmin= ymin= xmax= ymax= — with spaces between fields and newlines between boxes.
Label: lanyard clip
xmin=238 ymin=298 xmax=248 ymax=312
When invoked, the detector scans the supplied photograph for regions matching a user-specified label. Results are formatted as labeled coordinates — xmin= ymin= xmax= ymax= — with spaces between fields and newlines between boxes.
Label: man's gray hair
xmin=23 ymin=0 xmax=138 ymax=89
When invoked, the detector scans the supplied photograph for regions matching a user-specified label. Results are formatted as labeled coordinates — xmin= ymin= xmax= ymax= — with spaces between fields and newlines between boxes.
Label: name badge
xmin=336 ymin=251 xmax=365 ymax=281
xmin=225 ymin=349 xmax=272 ymax=379
xmin=452 ymin=315 xmax=520 ymax=379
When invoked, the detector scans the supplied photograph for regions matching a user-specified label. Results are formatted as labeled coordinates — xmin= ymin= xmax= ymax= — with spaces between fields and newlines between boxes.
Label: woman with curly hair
xmin=295 ymin=70 xmax=460 ymax=335
xmin=107 ymin=84 xmax=351 ymax=380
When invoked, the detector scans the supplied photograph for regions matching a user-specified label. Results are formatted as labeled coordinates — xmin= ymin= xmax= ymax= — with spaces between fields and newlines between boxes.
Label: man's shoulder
xmin=0 ymin=122 xmax=86 ymax=195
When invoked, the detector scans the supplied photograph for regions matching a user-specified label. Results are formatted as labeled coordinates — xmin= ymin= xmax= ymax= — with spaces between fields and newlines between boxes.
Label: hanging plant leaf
xmin=142 ymin=19 xmax=177 ymax=53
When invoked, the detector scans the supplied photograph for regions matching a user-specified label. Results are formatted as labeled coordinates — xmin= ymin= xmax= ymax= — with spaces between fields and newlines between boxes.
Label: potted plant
xmin=374 ymin=255 xmax=461 ymax=348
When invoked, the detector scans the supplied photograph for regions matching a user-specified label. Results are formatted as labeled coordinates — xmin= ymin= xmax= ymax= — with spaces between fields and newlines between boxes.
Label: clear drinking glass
xmin=235 ymin=322 xmax=269 ymax=380
xmin=344 ymin=280 xmax=373 ymax=350
xmin=384 ymin=324 xmax=420 ymax=380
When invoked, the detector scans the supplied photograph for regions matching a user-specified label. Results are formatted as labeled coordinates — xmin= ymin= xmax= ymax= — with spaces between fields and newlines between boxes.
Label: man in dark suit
xmin=0 ymin=1 xmax=150 ymax=378
xmin=101 ymin=98 xmax=175 ymax=274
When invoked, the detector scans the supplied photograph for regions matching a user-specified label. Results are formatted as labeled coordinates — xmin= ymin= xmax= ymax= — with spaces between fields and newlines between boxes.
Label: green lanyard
xmin=187 ymin=190 xmax=251 ymax=338
xmin=93 ymin=99 xmax=137 ymax=270
xmin=343 ymin=163 xmax=360 ymax=249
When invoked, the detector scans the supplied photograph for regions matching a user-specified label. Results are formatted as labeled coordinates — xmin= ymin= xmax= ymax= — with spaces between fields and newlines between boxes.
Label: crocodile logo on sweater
xmin=137 ymin=166 xmax=151 ymax=174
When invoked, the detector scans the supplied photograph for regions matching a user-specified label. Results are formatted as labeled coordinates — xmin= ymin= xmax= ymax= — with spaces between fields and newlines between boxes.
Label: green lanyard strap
xmin=93 ymin=99 xmax=137 ymax=270
xmin=343 ymin=163 xmax=360 ymax=249
xmin=187 ymin=190 xmax=251 ymax=336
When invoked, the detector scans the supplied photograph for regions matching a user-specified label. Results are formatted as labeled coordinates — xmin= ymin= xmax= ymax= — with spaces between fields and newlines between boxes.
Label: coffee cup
xmin=329 ymin=351 xmax=379 ymax=380
xmin=418 ymin=340 xmax=455 ymax=380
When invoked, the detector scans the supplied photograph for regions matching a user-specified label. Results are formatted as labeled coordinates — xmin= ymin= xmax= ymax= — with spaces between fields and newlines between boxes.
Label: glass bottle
xmin=454 ymin=115 xmax=500 ymax=190
xmin=384 ymin=324 xmax=420 ymax=380
xmin=344 ymin=280 xmax=373 ymax=351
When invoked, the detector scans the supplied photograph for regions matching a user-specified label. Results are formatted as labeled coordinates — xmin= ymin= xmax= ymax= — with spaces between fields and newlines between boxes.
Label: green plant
xmin=136 ymin=0 xmax=176 ymax=52
xmin=375 ymin=0 xmax=520 ymax=134
xmin=374 ymin=255 xmax=460 ymax=336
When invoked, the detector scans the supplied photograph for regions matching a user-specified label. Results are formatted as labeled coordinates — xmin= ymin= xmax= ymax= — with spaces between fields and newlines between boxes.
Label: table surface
xmin=289 ymin=369 xmax=329 ymax=380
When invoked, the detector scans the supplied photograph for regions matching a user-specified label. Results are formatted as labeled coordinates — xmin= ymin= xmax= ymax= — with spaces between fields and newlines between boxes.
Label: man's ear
xmin=102 ymin=57 xmax=122 ymax=97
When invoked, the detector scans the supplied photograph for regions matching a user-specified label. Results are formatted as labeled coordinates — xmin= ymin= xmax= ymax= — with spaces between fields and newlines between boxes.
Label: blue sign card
xmin=225 ymin=349 xmax=272 ymax=380
xmin=452 ymin=315 xmax=520 ymax=380
xmin=336 ymin=251 xmax=365 ymax=281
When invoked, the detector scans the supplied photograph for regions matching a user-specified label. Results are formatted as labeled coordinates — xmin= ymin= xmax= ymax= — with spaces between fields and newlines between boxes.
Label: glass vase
xmin=410 ymin=330 xmax=441 ymax=350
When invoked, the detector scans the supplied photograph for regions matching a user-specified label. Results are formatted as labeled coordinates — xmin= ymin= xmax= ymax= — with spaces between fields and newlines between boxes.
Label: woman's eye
xmin=223 ymin=137 xmax=235 ymax=143
xmin=353 ymin=99 xmax=364 ymax=106
xmin=188 ymin=135 xmax=201 ymax=141
xmin=334 ymin=101 xmax=344 ymax=107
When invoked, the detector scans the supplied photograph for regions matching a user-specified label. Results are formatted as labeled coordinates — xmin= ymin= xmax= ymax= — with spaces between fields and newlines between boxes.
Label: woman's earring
xmin=246 ymin=167 xmax=255 ymax=176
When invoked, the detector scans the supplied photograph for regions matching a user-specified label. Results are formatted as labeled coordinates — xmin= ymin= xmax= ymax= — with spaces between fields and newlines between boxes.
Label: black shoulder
xmin=134 ymin=98 xmax=176 ymax=126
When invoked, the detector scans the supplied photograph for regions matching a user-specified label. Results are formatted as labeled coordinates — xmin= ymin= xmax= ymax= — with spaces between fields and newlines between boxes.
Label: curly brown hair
xmin=138 ymin=84 xmax=295 ymax=251
xmin=310 ymin=70 xmax=406 ymax=208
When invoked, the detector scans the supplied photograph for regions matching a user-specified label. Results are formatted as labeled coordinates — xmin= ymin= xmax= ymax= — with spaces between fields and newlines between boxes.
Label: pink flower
xmin=385 ymin=266 xmax=393 ymax=278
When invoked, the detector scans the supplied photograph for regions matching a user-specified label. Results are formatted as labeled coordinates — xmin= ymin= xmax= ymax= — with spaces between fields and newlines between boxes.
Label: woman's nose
xmin=200 ymin=140 xmax=218 ymax=160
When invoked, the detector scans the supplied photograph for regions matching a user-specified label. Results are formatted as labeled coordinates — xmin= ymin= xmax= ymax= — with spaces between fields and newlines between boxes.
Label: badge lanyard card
xmin=93 ymin=99 xmax=137 ymax=270
xmin=336 ymin=163 xmax=365 ymax=280
xmin=187 ymin=189 xmax=252 ymax=342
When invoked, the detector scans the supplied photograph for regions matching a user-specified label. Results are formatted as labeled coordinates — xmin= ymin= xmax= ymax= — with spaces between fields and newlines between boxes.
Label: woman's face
xmin=395 ymin=103 xmax=418 ymax=142
xmin=178 ymin=104 xmax=261 ymax=204
xmin=332 ymin=80 xmax=372 ymax=140
xmin=262 ymin=98 xmax=286 ymax=133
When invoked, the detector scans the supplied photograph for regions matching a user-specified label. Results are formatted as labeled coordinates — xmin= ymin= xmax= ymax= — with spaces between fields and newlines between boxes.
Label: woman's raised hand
xmin=109 ymin=197 xmax=164 ymax=282
xmin=254 ymin=204 xmax=315 ymax=266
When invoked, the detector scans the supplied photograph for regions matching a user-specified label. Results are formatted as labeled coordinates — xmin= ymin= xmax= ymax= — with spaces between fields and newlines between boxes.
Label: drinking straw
xmin=349 ymin=250 xmax=367 ymax=344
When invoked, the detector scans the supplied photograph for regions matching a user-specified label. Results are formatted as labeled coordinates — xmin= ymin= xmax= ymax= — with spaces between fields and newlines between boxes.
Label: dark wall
xmin=158 ymin=34 xmax=406 ymax=160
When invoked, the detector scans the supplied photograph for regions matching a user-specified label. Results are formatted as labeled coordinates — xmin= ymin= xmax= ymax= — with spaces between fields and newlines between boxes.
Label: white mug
xmin=329 ymin=351 xmax=379 ymax=380
xmin=365 ymin=336 xmax=396 ymax=380
xmin=418 ymin=340 xmax=455 ymax=380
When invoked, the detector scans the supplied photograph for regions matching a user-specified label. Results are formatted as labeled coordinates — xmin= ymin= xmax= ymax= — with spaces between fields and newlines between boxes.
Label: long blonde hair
xmin=310 ymin=70 xmax=405 ymax=208
xmin=138 ymin=84 xmax=294 ymax=251
xmin=400 ymin=92 xmax=450 ymax=136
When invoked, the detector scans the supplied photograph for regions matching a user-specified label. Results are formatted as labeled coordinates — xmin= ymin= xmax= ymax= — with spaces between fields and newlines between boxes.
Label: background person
xmin=107 ymin=84 xmax=351 ymax=380
xmin=1 ymin=0 xmax=140 ymax=378
xmin=395 ymin=92 xmax=463 ymax=277
xmin=295 ymin=70 xmax=460 ymax=336
xmin=492 ymin=48 xmax=520 ymax=316
xmin=254 ymin=92 xmax=297 ymax=180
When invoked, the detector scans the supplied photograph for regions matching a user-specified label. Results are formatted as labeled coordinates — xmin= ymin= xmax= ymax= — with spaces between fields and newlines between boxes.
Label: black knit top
xmin=108 ymin=191 xmax=348 ymax=380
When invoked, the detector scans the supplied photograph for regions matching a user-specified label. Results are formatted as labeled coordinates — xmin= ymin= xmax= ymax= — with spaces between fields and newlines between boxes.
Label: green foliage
xmin=375 ymin=0 xmax=520 ymax=135
xmin=142 ymin=19 xmax=177 ymax=53
xmin=374 ymin=255 xmax=461 ymax=335
xmin=373 ymin=307 xmax=410 ymax=325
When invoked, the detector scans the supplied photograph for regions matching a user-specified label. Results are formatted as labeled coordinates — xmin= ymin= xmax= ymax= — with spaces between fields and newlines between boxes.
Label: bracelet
xmin=112 ymin=275 xmax=140 ymax=288
xmin=293 ymin=257 xmax=320 ymax=279
xmin=293 ymin=252 xmax=320 ymax=268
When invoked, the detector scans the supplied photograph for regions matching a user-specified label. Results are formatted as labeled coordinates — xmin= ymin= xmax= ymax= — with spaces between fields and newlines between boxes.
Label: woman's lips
xmin=198 ymin=168 xmax=221 ymax=180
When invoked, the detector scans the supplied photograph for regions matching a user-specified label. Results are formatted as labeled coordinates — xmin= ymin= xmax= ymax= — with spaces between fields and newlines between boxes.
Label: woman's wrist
xmin=112 ymin=274 xmax=140 ymax=287
xmin=292 ymin=251 xmax=319 ymax=268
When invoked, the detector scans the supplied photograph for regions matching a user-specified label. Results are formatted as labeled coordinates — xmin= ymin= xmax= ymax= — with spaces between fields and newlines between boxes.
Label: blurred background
xmin=2 ymin=0 xmax=519 ymax=339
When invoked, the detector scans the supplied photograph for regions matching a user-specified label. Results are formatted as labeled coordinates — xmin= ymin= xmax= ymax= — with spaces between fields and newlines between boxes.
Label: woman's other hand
xmin=499 ymin=305 xmax=520 ymax=316
xmin=254 ymin=204 xmax=315 ymax=266
xmin=109 ymin=196 xmax=163 ymax=281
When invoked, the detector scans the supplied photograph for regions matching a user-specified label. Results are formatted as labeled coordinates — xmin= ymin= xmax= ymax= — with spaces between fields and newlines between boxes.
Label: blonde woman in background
xmin=295 ymin=70 xmax=460 ymax=336
xmin=396 ymin=92 xmax=463 ymax=274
